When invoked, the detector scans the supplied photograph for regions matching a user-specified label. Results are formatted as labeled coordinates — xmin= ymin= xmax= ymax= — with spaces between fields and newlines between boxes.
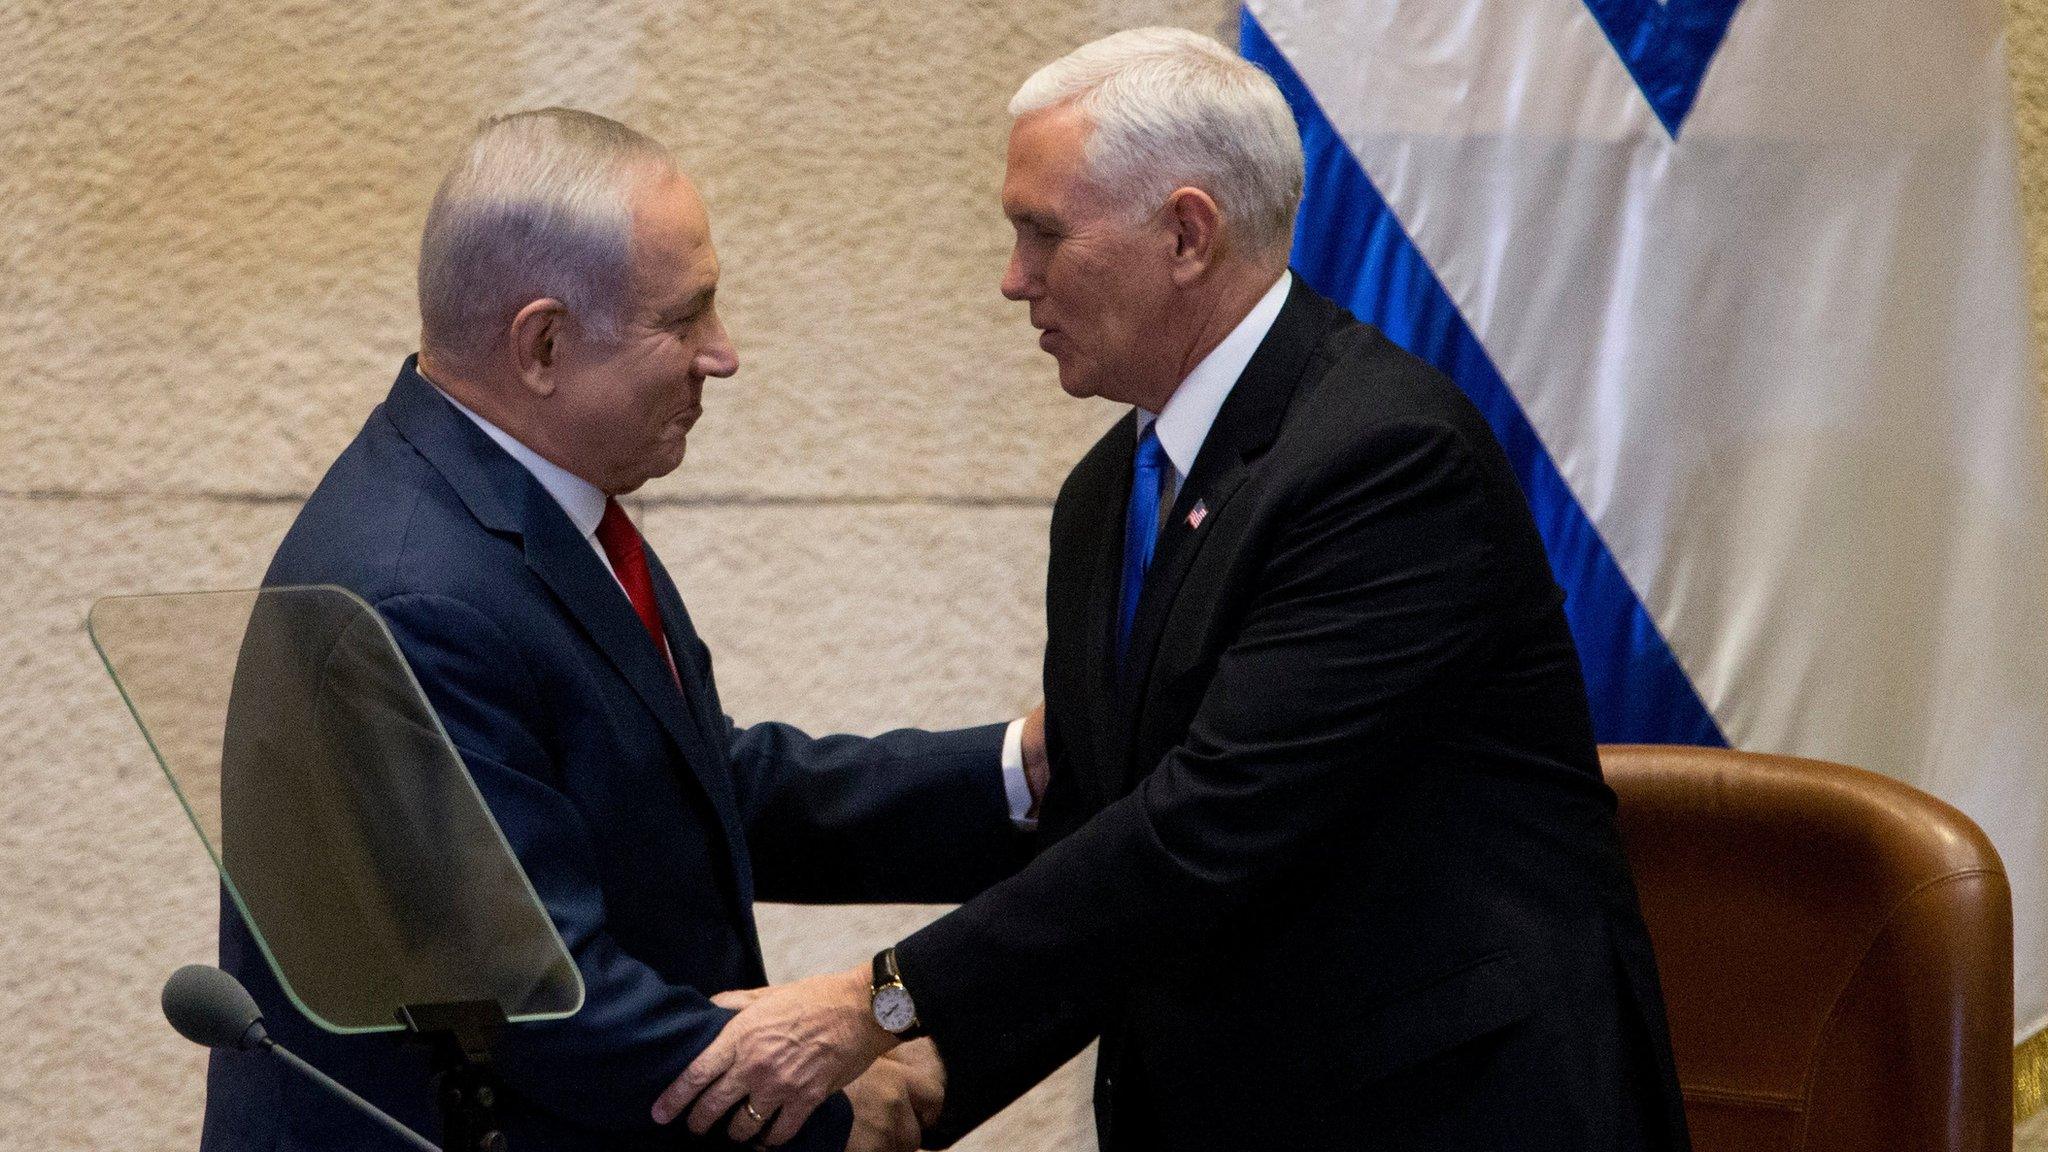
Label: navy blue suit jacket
xmin=201 ymin=360 xmax=1020 ymax=1152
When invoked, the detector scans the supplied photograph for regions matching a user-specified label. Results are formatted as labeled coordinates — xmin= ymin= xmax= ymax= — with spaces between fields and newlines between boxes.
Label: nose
xmin=697 ymin=310 xmax=739 ymax=379
xmin=1001 ymin=246 xmax=1036 ymax=302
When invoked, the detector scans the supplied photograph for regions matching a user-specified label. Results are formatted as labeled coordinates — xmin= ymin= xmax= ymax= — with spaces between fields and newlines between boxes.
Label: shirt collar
xmin=1137 ymin=270 xmax=1292 ymax=478
xmin=425 ymin=376 xmax=610 ymax=540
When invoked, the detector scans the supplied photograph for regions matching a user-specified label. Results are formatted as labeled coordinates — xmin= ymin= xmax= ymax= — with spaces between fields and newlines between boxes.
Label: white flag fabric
xmin=1243 ymin=0 xmax=2048 ymax=1035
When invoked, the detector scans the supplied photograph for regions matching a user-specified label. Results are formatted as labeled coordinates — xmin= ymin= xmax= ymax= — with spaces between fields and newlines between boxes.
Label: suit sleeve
xmin=375 ymin=593 xmax=854 ymax=1151
xmin=896 ymin=419 xmax=1530 ymax=1140
xmin=725 ymin=718 xmax=1029 ymax=904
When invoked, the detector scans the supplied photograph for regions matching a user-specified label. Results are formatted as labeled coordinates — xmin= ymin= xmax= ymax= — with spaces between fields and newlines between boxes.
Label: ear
xmin=1164 ymin=187 xmax=1223 ymax=286
xmin=508 ymin=299 xmax=567 ymax=397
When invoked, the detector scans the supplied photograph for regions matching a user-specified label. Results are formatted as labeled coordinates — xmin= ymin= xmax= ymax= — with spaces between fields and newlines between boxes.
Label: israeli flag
xmin=1241 ymin=0 xmax=2048 ymax=1037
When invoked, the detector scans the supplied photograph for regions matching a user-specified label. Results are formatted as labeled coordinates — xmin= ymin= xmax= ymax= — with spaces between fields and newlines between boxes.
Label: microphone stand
xmin=163 ymin=965 xmax=445 ymax=1152
xmin=162 ymin=965 xmax=512 ymax=1152
xmin=398 ymin=1001 xmax=511 ymax=1152
xmin=259 ymin=1038 xmax=440 ymax=1152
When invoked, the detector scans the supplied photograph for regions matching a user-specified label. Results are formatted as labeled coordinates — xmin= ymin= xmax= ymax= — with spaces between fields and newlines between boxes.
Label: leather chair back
xmin=1602 ymin=745 xmax=2012 ymax=1152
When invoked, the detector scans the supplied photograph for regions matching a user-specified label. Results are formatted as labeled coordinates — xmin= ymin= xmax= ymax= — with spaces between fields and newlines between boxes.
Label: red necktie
xmin=595 ymin=498 xmax=678 ymax=683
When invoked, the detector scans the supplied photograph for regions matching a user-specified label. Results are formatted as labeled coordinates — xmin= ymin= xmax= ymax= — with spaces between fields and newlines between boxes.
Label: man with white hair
xmin=204 ymin=108 xmax=1045 ymax=1152
xmin=655 ymin=29 xmax=1690 ymax=1152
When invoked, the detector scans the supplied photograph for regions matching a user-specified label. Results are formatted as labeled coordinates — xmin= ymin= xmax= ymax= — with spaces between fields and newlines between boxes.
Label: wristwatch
xmin=869 ymin=948 xmax=926 ymax=1040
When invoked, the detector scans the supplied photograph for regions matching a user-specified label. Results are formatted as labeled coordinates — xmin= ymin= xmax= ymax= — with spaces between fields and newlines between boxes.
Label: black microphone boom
xmin=161 ymin=965 xmax=441 ymax=1152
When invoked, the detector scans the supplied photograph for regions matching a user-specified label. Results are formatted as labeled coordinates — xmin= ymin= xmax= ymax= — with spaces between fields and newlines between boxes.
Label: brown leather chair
xmin=1602 ymin=745 xmax=2013 ymax=1152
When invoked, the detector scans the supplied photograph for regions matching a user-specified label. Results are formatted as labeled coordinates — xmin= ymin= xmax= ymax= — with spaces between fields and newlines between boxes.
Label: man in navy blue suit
xmin=201 ymin=108 xmax=1044 ymax=1152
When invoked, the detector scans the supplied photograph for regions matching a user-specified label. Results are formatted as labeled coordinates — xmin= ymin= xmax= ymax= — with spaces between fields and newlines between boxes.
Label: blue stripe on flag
xmin=1578 ymin=0 xmax=1745 ymax=137
xmin=1241 ymin=9 xmax=1725 ymax=746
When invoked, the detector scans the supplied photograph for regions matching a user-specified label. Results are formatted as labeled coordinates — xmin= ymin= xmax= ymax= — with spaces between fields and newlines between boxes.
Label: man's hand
xmin=841 ymin=1039 xmax=946 ymax=1152
xmin=651 ymin=965 xmax=892 ymax=1146
xmin=880 ymin=1039 xmax=946 ymax=1130
xmin=1022 ymin=702 xmax=1049 ymax=820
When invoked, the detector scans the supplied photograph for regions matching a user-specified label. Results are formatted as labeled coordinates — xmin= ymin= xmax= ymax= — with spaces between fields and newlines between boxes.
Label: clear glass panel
xmin=89 ymin=586 xmax=583 ymax=1034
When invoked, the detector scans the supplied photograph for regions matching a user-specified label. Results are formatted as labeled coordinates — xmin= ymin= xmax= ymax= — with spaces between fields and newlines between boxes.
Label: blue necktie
xmin=1118 ymin=424 xmax=1168 ymax=665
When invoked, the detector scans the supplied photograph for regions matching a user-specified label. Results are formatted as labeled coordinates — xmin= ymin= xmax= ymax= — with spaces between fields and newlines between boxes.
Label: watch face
xmin=873 ymin=986 xmax=917 ymax=1033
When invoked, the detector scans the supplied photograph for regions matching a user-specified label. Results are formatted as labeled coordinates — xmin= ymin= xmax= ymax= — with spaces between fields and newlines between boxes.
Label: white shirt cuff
xmin=1001 ymin=717 xmax=1037 ymax=830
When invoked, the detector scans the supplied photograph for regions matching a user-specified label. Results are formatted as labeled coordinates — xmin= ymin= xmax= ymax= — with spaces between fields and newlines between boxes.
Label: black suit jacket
xmin=896 ymin=281 xmax=1690 ymax=1151
xmin=202 ymin=361 xmax=1024 ymax=1152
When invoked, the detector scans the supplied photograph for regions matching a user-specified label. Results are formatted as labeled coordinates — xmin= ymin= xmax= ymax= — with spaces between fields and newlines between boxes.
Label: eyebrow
xmin=663 ymin=285 xmax=716 ymax=321
xmin=1007 ymin=209 xmax=1061 ymax=230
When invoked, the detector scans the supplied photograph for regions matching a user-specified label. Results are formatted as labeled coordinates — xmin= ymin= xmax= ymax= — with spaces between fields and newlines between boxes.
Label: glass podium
xmin=89 ymin=585 xmax=584 ymax=1149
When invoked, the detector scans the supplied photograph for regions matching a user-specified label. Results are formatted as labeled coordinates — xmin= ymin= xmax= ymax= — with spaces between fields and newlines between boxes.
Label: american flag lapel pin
xmin=1186 ymin=500 xmax=1208 ymax=530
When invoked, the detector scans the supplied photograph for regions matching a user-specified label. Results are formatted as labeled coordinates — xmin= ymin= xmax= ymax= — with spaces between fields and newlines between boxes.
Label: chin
xmin=1055 ymin=364 xmax=1099 ymax=400
xmin=616 ymin=449 xmax=687 ymax=495
xmin=659 ymin=439 xmax=689 ymax=475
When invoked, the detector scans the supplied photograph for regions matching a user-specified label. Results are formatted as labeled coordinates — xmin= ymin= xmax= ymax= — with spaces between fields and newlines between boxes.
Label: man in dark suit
xmin=657 ymin=28 xmax=1690 ymax=1152
xmin=203 ymin=108 xmax=1041 ymax=1152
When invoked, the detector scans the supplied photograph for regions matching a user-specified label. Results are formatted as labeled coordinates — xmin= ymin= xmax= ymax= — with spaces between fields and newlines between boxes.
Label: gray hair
xmin=1010 ymin=27 xmax=1303 ymax=258
xmin=418 ymin=108 xmax=677 ymax=366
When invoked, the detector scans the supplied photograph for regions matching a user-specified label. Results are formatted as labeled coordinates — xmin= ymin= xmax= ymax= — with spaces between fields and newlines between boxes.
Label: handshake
xmin=649 ymin=705 xmax=1048 ymax=1151
xmin=651 ymin=962 xmax=949 ymax=1152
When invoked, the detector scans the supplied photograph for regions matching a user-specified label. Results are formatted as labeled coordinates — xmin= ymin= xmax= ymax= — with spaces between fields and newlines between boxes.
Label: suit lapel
xmin=1115 ymin=279 xmax=1341 ymax=727
xmin=1045 ymin=411 xmax=1140 ymax=811
xmin=517 ymin=511 xmax=749 ymax=854
xmin=1081 ymin=416 xmax=1139 ymax=792
xmin=642 ymin=546 xmax=725 ymax=763
xmin=640 ymin=544 xmax=759 ymax=907
xmin=640 ymin=543 xmax=763 ymax=972
xmin=382 ymin=362 xmax=752 ymax=891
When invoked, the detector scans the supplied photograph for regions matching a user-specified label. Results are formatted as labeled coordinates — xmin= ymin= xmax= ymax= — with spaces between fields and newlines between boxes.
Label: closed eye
xmin=665 ymin=290 xmax=716 ymax=329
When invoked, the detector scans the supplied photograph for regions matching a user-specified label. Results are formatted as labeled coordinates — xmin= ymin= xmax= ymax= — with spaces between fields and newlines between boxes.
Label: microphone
xmin=162 ymin=964 xmax=265 ymax=1050
xmin=162 ymin=965 xmax=442 ymax=1152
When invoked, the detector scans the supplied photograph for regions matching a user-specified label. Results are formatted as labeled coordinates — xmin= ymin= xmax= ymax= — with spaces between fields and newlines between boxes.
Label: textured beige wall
xmin=0 ymin=2 xmax=1232 ymax=1149
xmin=10 ymin=2 xmax=2048 ymax=1150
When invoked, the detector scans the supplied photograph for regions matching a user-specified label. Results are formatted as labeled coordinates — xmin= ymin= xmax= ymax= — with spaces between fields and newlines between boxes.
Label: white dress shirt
xmin=431 ymin=382 xmax=620 ymax=586
xmin=1135 ymin=270 xmax=1294 ymax=497
xmin=425 ymin=374 xmax=1037 ymax=826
